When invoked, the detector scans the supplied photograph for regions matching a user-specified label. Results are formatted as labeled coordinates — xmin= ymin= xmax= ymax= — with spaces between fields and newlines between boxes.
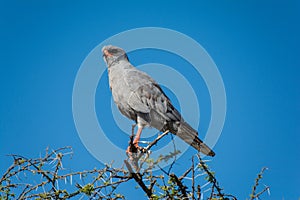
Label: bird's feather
xmin=177 ymin=121 xmax=215 ymax=156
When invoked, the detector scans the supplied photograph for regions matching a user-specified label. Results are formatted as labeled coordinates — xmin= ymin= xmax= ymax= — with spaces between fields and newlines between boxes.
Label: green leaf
xmin=80 ymin=183 xmax=94 ymax=196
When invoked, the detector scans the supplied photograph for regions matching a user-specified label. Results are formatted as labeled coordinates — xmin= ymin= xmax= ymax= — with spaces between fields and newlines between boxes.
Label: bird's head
xmin=102 ymin=45 xmax=129 ymax=67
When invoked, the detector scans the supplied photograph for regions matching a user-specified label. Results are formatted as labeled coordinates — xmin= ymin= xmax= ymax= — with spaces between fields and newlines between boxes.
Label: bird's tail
xmin=176 ymin=121 xmax=215 ymax=157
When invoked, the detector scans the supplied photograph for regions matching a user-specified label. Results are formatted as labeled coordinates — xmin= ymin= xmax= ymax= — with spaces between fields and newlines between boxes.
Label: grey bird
xmin=102 ymin=45 xmax=215 ymax=157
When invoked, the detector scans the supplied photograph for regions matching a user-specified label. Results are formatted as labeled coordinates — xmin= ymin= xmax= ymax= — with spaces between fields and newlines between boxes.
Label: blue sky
xmin=1 ymin=1 xmax=299 ymax=199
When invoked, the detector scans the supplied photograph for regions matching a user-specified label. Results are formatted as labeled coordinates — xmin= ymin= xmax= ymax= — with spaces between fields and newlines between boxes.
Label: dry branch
xmin=1 ymin=132 xmax=269 ymax=200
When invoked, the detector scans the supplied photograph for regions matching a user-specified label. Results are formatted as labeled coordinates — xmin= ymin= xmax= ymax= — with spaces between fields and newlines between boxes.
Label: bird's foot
xmin=133 ymin=142 xmax=147 ymax=153
xmin=126 ymin=142 xmax=146 ymax=156
xmin=126 ymin=143 xmax=139 ymax=153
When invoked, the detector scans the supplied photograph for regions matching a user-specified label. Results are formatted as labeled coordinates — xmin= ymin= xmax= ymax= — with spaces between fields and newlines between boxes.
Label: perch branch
xmin=124 ymin=160 xmax=153 ymax=198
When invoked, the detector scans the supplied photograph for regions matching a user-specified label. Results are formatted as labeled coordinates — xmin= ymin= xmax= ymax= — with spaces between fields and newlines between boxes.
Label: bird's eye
xmin=109 ymin=49 xmax=119 ymax=54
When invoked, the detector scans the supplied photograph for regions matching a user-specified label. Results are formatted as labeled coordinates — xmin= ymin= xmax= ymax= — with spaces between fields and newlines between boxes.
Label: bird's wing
xmin=124 ymin=69 xmax=181 ymax=121
xmin=125 ymin=70 xmax=166 ymax=113
xmin=123 ymin=68 xmax=215 ymax=156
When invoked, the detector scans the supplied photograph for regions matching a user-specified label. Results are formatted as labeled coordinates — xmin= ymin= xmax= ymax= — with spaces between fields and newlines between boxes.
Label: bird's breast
xmin=108 ymin=66 xmax=136 ymax=118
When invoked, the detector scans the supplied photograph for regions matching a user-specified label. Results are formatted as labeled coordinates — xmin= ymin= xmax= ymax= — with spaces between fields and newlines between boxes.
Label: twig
xmin=197 ymin=185 xmax=201 ymax=200
xmin=250 ymin=167 xmax=269 ymax=200
xmin=169 ymin=173 xmax=188 ymax=199
xmin=124 ymin=160 xmax=152 ymax=198
xmin=179 ymin=167 xmax=192 ymax=181
xmin=145 ymin=130 xmax=169 ymax=152
xmin=192 ymin=156 xmax=195 ymax=200
xmin=252 ymin=186 xmax=270 ymax=199
xmin=197 ymin=154 xmax=237 ymax=200
xmin=167 ymin=134 xmax=177 ymax=175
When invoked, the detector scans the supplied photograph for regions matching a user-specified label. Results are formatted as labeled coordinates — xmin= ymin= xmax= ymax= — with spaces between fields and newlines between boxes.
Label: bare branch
xmin=1 ymin=144 xmax=268 ymax=200
xmin=169 ymin=173 xmax=188 ymax=199
xmin=145 ymin=130 xmax=169 ymax=152
xmin=124 ymin=160 xmax=153 ymax=198
xmin=192 ymin=156 xmax=195 ymax=200
xmin=250 ymin=167 xmax=269 ymax=200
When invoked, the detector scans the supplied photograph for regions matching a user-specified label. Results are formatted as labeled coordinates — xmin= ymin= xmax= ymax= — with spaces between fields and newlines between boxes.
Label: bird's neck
xmin=107 ymin=60 xmax=132 ymax=90
xmin=107 ymin=56 xmax=129 ymax=68
xmin=108 ymin=60 xmax=132 ymax=74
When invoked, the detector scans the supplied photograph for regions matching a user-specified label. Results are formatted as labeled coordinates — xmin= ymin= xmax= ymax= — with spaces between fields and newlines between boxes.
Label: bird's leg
xmin=133 ymin=127 xmax=143 ymax=148
xmin=131 ymin=124 xmax=137 ymax=135
xmin=126 ymin=126 xmax=143 ymax=154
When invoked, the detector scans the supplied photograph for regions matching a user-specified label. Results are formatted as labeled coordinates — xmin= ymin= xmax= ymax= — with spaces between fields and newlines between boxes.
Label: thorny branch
xmin=250 ymin=167 xmax=270 ymax=200
xmin=1 ymin=132 xmax=270 ymax=200
xmin=124 ymin=160 xmax=152 ymax=198
xmin=0 ymin=147 xmax=130 ymax=199
xmin=126 ymin=130 xmax=169 ymax=172
xmin=197 ymin=154 xmax=237 ymax=200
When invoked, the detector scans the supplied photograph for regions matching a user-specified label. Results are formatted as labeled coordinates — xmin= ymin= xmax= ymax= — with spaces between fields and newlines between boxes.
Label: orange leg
xmin=133 ymin=127 xmax=143 ymax=148
xmin=126 ymin=127 xmax=143 ymax=153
